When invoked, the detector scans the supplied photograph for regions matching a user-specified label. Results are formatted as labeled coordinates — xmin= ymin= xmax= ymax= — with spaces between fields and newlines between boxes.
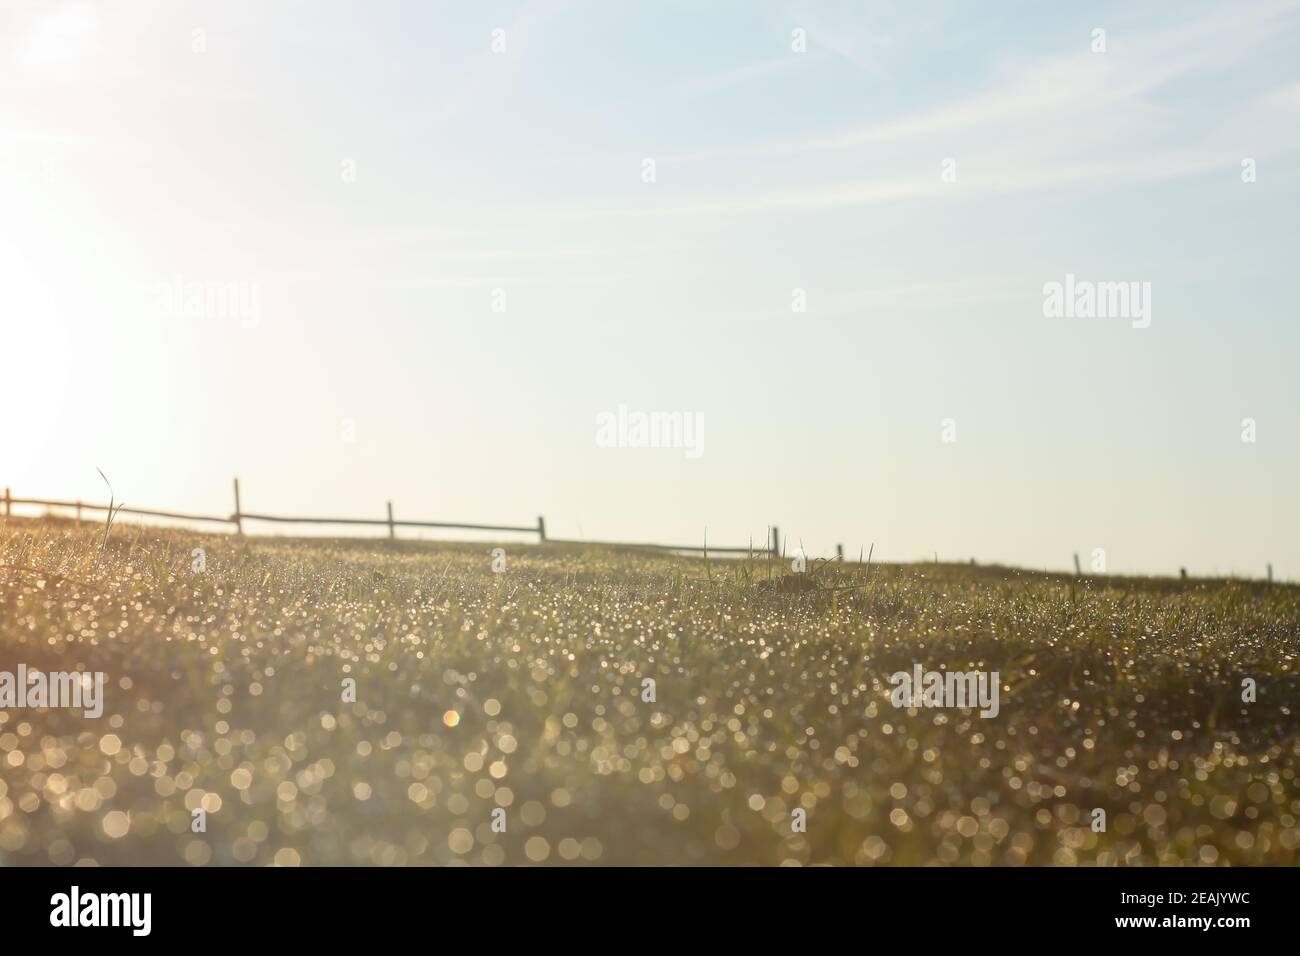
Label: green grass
xmin=1 ymin=516 xmax=1297 ymax=865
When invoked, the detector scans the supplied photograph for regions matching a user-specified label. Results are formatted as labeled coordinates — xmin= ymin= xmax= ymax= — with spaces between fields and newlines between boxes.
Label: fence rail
xmin=1 ymin=481 xmax=788 ymax=558
xmin=3 ymin=485 xmax=1282 ymax=579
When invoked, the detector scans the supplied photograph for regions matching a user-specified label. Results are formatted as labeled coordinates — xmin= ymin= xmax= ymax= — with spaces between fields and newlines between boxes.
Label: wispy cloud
xmin=667 ymin=53 xmax=812 ymax=97
xmin=596 ymin=1 xmax=1300 ymax=219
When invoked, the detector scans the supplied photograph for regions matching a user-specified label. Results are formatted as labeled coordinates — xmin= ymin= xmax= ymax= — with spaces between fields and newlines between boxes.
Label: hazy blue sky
xmin=3 ymin=0 xmax=1298 ymax=578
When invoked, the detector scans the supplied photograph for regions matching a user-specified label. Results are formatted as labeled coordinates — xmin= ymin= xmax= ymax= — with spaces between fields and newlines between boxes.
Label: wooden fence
xmin=1 ymin=480 xmax=785 ymax=557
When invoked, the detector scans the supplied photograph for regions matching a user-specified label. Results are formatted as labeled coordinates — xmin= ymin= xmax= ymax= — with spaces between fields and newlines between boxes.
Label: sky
xmin=2 ymin=0 xmax=1298 ymax=579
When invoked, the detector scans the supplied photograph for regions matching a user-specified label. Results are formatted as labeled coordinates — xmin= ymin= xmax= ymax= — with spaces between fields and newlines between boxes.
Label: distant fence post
xmin=770 ymin=526 xmax=780 ymax=558
xmin=3 ymin=487 xmax=9 ymax=518
xmin=1268 ymin=563 xmax=1274 ymax=584
xmin=836 ymin=543 xmax=844 ymax=561
xmin=232 ymin=478 xmax=243 ymax=535
xmin=76 ymin=500 xmax=82 ymax=523
xmin=537 ymin=516 xmax=546 ymax=542
xmin=1073 ymin=553 xmax=1081 ymax=575
xmin=387 ymin=501 xmax=395 ymax=540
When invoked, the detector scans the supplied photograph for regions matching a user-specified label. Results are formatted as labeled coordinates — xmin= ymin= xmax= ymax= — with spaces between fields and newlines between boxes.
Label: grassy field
xmin=1 ymin=516 xmax=1297 ymax=866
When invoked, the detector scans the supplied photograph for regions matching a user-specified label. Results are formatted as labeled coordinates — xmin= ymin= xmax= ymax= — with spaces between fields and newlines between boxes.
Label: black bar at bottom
xmin=0 ymin=864 xmax=1282 ymax=942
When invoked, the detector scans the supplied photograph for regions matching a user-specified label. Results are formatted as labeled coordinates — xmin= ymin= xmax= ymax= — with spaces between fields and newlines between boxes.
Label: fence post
xmin=76 ymin=500 xmax=82 ymax=523
xmin=3 ymin=487 xmax=9 ymax=518
xmin=770 ymin=526 xmax=780 ymax=558
xmin=537 ymin=516 xmax=546 ymax=542
xmin=1073 ymin=553 xmax=1081 ymax=575
xmin=836 ymin=543 xmax=844 ymax=561
xmin=232 ymin=478 xmax=243 ymax=535
xmin=1268 ymin=563 xmax=1273 ymax=584
xmin=387 ymin=501 xmax=395 ymax=540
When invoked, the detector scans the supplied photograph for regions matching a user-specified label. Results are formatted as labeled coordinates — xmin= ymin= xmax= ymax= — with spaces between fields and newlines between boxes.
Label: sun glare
xmin=19 ymin=6 xmax=95 ymax=72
